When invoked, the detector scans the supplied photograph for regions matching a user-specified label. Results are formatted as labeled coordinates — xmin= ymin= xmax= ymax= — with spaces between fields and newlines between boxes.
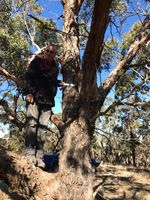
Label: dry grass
xmin=94 ymin=164 xmax=150 ymax=200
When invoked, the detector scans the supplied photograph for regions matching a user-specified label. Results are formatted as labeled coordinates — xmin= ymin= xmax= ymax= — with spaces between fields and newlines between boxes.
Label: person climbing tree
xmin=23 ymin=43 xmax=63 ymax=168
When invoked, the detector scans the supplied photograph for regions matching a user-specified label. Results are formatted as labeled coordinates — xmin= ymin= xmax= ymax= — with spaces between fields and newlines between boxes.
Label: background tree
xmin=94 ymin=98 xmax=150 ymax=167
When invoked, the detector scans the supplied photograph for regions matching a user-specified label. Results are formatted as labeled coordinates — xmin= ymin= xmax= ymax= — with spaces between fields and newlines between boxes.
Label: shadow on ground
xmin=94 ymin=164 xmax=150 ymax=200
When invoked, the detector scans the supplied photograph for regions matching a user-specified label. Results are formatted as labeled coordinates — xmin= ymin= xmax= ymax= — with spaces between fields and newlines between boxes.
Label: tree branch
xmin=83 ymin=0 xmax=112 ymax=65
xmin=0 ymin=99 xmax=24 ymax=130
xmin=13 ymin=0 xmax=35 ymax=13
xmin=82 ymin=0 xmax=112 ymax=98
xmin=28 ymin=14 xmax=88 ymax=38
xmin=126 ymin=62 xmax=150 ymax=68
xmin=102 ymin=19 xmax=150 ymax=98
xmin=98 ymin=100 xmax=150 ymax=117
xmin=23 ymin=16 xmax=41 ymax=51
xmin=0 ymin=66 xmax=16 ymax=82
xmin=93 ymin=77 xmax=150 ymax=120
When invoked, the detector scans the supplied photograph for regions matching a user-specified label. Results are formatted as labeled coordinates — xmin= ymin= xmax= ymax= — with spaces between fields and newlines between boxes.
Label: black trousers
xmin=25 ymin=101 xmax=51 ymax=157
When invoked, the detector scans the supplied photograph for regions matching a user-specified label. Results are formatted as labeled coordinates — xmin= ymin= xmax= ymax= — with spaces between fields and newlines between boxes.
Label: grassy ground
xmin=94 ymin=164 xmax=150 ymax=200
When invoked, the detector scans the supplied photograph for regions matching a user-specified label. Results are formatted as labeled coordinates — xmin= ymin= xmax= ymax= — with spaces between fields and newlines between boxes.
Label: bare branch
xmin=99 ymin=101 xmax=150 ymax=117
xmin=126 ymin=62 xmax=150 ymax=68
xmin=131 ymin=68 xmax=144 ymax=80
xmin=23 ymin=16 xmax=41 ymax=51
xmin=82 ymin=0 xmax=112 ymax=98
xmin=28 ymin=14 xmax=88 ymax=38
xmin=102 ymin=19 xmax=150 ymax=98
xmin=92 ymin=78 xmax=150 ymax=120
xmin=0 ymin=99 xmax=24 ymax=130
xmin=13 ymin=0 xmax=35 ymax=13
xmin=110 ymin=18 xmax=121 ymax=36
xmin=95 ymin=128 xmax=142 ymax=145
xmin=0 ymin=66 xmax=16 ymax=82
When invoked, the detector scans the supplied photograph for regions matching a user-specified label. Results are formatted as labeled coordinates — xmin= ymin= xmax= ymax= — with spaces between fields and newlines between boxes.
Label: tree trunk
xmin=130 ymin=130 xmax=136 ymax=167
xmin=58 ymin=1 xmax=94 ymax=199
xmin=59 ymin=117 xmax=93 ymax=200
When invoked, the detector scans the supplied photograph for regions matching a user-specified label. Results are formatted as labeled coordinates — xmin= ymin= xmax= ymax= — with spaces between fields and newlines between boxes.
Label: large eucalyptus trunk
xmin=58 ymin=1 xmax=94 ymax=199
xmin=57 ymin=1 xmax=112 ymax=199
xmin=59 ymin=118 xmax=93 ymax=200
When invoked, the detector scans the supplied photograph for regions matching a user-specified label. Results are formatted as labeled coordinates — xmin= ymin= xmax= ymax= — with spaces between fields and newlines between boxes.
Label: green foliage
xmin=101 ymin=39 xmax=118 ymax=71
xmin=29 ymin=17 xmax=59 ymax=47
xmin=120 ymin=22 xmax=141 ymax=56
xmin=111 ymin=0 xmax=127 ymax=16
xmin=0 ymin=15 xmax=29 ymax=76
xmin=0 ymin=137 xmax=7 ymax=147
xmin=95 ymin=102 xmax=150 ymax=166
xmin=120 ymin=21 xmax=150 ymax=62
xmin=0 ymin=0 xmax=60 ymax=78
xmin=115 ymin=71 xmax=135 ymax=98
xmin=5 ymin=127 xmax=25 ymax=153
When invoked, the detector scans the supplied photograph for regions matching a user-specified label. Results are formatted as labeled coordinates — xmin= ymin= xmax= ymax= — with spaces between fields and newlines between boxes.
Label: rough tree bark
xmin=58 ymin=1 xmax=112 ymax=200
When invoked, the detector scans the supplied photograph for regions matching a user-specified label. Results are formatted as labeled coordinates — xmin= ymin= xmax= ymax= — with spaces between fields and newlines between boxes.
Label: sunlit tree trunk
xmin=58 ymin=1 xmax=93 ymax=199
xmin=58 ymin=1 xmax=112 ymax=199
